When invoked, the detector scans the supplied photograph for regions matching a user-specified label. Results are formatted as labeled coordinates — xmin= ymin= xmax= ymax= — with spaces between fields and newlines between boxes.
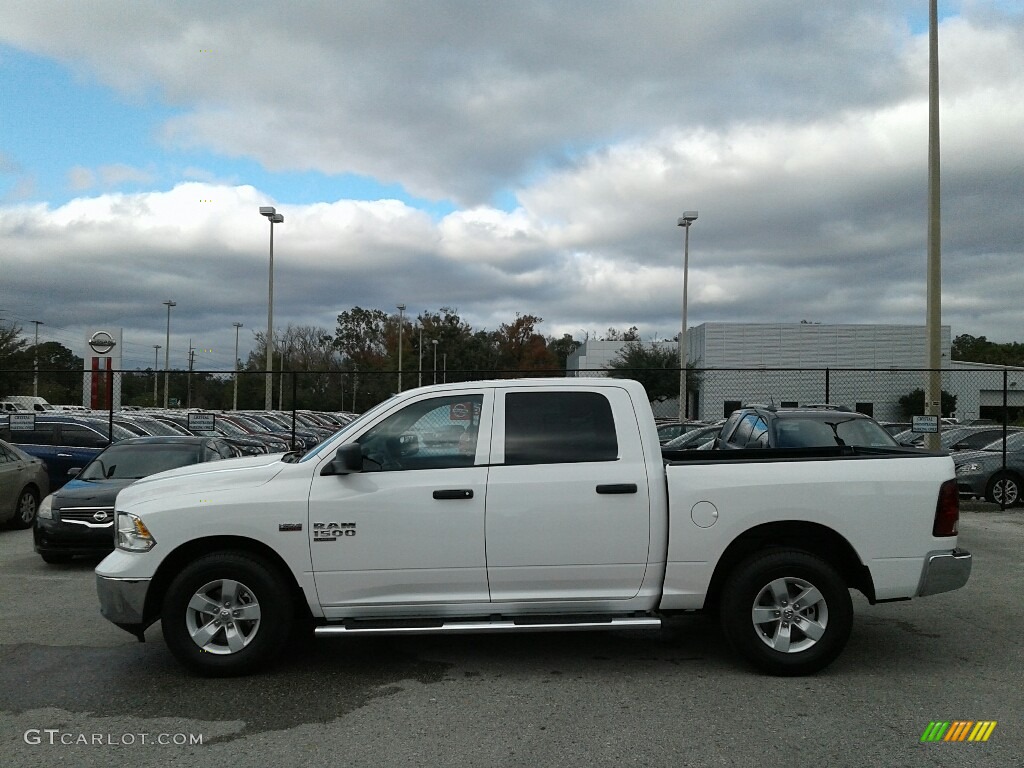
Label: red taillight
xmin=933 ymin=479 xmax=960 ymax=537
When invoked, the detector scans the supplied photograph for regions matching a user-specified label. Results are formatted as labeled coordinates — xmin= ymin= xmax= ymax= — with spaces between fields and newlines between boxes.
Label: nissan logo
xmin=92 ymin=511 xmax=110 ymax=523
xmin=88 ymin=331 xmax=117 ymax=355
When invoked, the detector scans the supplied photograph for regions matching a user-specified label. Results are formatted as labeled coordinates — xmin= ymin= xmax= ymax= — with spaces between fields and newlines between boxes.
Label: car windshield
xmin=981 ymin=432 xmax=1024 ymax=452
xmin=299 ymin=399 xmax=394 ymax=463
xmin=79 ymin=443 xmax=202 ymax=480
xmin=131 ymin=417 xmax=190 ymax=436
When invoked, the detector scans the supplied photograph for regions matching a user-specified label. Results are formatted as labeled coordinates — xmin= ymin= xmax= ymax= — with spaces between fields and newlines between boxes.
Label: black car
xmin=33 ymin=436 xmax=233 ymax=563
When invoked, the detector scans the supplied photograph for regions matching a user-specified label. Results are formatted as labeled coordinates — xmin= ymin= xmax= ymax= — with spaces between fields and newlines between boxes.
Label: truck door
xmin=309 ymin=391 xmax=492 ymax=612
xmin=484 ymin=386 xmax=651 ymax=602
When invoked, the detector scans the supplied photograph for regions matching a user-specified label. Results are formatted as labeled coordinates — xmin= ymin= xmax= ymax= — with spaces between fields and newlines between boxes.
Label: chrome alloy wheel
xmin=751 ymin=577 xmax=829 ymax=653
xmin=184 ymin=579 xmax=262 ymax=655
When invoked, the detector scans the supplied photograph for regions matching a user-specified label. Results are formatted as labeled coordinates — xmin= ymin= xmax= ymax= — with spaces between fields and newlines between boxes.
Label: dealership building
xmin=566 ymin=323 xmax=1024 ymax=422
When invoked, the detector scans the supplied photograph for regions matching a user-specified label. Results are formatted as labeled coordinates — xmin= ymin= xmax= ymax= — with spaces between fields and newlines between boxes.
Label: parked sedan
xmin=953 ymin=431 xmax=1024 ymax=506
xmin=0 ymin=438 xmax=50 ymax=529
xmin=0 ymin=415 xmax=135 ymax=490
xmin=33 ymin=436 xmax=233 ymax=563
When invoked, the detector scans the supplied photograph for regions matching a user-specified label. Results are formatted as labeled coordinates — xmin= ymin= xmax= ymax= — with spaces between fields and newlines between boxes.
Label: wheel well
xmin=988 ymin=469 xmax=1022 ymax=486
xmin=143 ymin=536 xmax=312 ymax=626
xmin=20 ymin=483 xmax=40 ymax=498
xmin=703 ymin=521 xmax=875 ymax=609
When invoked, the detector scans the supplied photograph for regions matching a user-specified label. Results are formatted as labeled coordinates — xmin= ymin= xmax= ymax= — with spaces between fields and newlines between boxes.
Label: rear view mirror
xmin=320 ymin=443 xmax=363 ymax=476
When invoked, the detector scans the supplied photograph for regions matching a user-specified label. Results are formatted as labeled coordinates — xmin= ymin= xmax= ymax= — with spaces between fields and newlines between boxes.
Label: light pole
xmin=418 ymin=325 xmax=424 ymax=387
xmin=432 ymin=339 xmax=438 ymax=384
xmin=31 ymin=320 xmax=43 ymax=397
xmin=152 ymin=345 xmax=161 ymax=405
xmin=443 ymin=353 xmax=447 ymax=384
xmin=232 ymin=322 xmax=243 ymax=410
xmin=163 ymin=300 xmax=176 ymax=408
xmin=259 ymin=206 xmax=284 ymax=410
xmin=677 ymin=211 xmax=698 ymax=421
xmin=924 ymin=0 xmax=942 ymax=451
xmin=397 ymin=304 xmax=406 ymax=392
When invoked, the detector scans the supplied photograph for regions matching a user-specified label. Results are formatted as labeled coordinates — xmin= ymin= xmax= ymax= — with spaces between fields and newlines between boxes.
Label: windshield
xmin=982 ymin=432 xmax=1024 ymax=452
xmin=299 ymin=399 xmax=394 ymax=463
xmin=79 ymin=443 xmax=202 ymax=480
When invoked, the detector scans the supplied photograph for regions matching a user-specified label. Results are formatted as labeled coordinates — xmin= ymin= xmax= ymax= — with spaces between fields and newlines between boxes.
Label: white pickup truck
xmin=96 ymin=378 xmax=971 ymax=677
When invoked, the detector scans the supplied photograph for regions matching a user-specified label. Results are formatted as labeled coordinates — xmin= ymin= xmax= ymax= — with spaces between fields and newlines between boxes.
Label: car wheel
xmin=39 ymin=551 xmax=73 ymax=564
xmin=985 ymin=471 xmax=1021 ymax=507
xmin=162 ymin=551 xmax=293 ymax=676
xmin=9 ymin=487 xmax=39 ymax=529
xmin=719 ymin=549 xmax=853 ymax=676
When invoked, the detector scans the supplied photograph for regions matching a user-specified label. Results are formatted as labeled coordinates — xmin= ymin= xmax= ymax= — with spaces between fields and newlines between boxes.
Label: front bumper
xmin=97 ymin=574 xmax=153 ymax=639
xmin=955 ymin=473 xmax=988 ymax=498
xmin=917 ymin=549 xmax=972 ymax=597
xmin=35 ymin=516 xmax=114 ymax=557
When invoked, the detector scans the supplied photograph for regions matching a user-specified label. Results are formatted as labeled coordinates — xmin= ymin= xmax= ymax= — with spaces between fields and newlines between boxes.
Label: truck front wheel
xmin=719 ymin=549 xmax=852 ymax=676
xmin=161 ymin=551 xmax=293 ymax=676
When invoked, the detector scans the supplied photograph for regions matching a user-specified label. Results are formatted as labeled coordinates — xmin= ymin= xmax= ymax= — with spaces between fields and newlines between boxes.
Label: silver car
xmin=953 ymin=431 xmax=1024 ymax=506
xmin=0 ymin=437 xmax=50 ymax=528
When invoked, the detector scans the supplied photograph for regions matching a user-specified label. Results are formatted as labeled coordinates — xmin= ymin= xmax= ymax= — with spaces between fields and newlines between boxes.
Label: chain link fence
xmin=4 ymin=364 xmax=1023 ymax=432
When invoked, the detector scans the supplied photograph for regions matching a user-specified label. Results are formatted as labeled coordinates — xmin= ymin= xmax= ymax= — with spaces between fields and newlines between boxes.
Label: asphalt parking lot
xmin=1 ymin=509 xmax=1021 ymax=768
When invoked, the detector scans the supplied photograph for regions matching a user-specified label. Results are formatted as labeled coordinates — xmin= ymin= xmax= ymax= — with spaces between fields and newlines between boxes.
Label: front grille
xmin=59 ymin=507 xmax=115 ymax=527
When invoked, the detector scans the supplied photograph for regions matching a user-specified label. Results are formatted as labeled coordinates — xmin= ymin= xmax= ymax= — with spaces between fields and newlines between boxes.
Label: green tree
xmin=607 ymin=341 xmax=682 ymax=401
xmin=951 ymin=334 xmax=1024 ymax=366
xmin=898 ymin=388 xmax=958 ymax=419
xmin=0 ymin=322 xmax=30 ymax=397
xmin=546 ymin=333 xmax=580 ymax=369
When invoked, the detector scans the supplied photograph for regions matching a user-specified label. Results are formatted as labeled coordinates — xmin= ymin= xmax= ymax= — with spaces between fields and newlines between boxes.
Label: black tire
xmin=719 ymin=549 xmax=853 ymax=676
xmin=39 ymin=551 xmax=73 ymax=564
xmin=9 ymin=487 xmax=39 ymax=529
xmin=985 ymin=471 xmax=1021 ymax=507
xmin=161 ymin=551 xmax=294 ymax=677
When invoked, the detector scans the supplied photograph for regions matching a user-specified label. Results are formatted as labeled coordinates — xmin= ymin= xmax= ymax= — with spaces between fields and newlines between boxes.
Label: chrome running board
xmin=314 ymin=616 xmax=662 ymax=637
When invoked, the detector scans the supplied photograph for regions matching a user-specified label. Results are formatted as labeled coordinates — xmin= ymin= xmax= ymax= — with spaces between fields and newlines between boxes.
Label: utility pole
xmin=153 ymin=345 xmax=161 ymax=406
xmin=31 ymin=320 xmax=44 ymax=397
xmin=187 ymin=340 xmax=195 ymax=409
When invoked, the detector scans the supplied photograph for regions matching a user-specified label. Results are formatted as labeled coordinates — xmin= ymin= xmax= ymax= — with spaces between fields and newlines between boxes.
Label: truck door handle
xmin=433 ymin=489 xmax=474 ymax=500
xmin=596 ymin=484 xmax=637 ymax=494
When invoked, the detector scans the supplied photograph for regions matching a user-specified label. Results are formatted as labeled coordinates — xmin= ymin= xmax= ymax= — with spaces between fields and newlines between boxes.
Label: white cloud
xmin=0 ymin=2 xmax=1022 ymax=365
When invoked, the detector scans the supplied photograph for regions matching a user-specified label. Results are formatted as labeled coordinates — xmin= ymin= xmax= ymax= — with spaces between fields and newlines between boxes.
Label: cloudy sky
xmin=1 ymin=0 xmax=1022 ymax=371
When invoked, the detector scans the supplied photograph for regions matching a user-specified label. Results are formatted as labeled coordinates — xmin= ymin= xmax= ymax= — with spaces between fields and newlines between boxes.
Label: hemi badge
xmin=279 ymin=523 xmax=303 ymax=532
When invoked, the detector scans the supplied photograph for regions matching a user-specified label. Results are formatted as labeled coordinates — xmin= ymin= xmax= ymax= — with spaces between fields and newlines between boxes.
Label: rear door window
xmin=503 ymin=391 xmax=618 ymax=465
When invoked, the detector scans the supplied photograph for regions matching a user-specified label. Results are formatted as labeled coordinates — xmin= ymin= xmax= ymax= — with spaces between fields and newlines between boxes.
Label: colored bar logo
xmin=921 ymin=721 xmax=997 ymax=742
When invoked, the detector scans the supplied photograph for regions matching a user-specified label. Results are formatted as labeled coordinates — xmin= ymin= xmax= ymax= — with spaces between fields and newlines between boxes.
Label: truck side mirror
xmin=320 ymin=443 xmax=364 ymax=476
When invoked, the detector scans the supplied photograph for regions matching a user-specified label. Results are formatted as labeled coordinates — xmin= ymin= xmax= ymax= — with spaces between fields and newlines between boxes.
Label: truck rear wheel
xmin=161 ymin=551 xmax=293 ymax=676
xmin=719 ymin=549 xmax=852 ymax=676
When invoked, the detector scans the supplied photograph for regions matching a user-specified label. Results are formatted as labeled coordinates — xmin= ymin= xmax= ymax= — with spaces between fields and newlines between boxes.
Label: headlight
xmin=116 ymin=512 xmax=156 ymax=552
xmin=38 ymin=494 xmax=54 ymax=519
xmin=956 ymin=463 xmax=982 ymax=475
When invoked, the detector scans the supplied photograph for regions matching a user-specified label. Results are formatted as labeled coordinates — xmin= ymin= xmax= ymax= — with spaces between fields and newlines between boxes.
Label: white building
xmin=567 ymin=323 xmax=1024 ymax=422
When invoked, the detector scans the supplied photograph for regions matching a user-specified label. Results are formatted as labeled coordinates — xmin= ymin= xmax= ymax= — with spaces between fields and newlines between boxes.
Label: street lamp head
xmin=677 ymin=211 xmax=699 ymax=226
xmin=432 ymin=339 xmax=438 ymax=346
xmin=233 ymin=322 xmax=243 ymax=329
xmin=259 ymin=206 xmax=277 ymax=217
xmin=164 ymin=300 xmax=177 ymax=308
xmin=397 ymin=303 xmax=406 ymax=312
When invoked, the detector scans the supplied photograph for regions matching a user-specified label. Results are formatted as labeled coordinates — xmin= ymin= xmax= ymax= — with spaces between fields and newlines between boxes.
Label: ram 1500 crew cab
xmin=96 ymin=378 xmax=970 ymax=676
